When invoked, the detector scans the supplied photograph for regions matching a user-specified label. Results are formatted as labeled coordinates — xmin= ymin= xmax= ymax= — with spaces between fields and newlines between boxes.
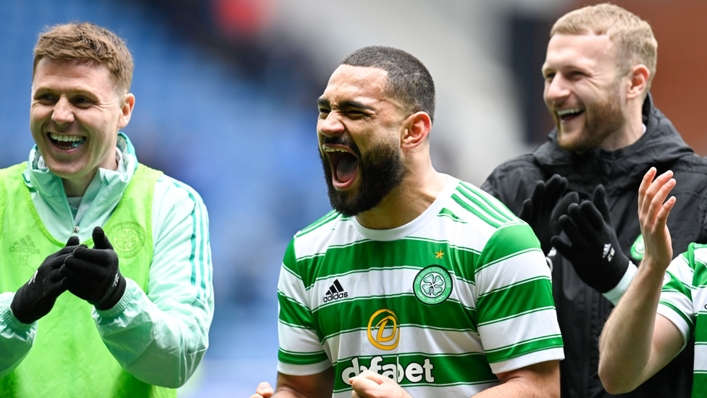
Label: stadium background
xmin=0 ymin=0 xmax=704 ymax=396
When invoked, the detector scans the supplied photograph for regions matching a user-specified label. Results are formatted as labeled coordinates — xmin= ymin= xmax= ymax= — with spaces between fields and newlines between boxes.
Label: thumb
xmin=350 ymin=371 xmax=387 ymax=394
xmin=552 ymin=191 xmax=579 ymax=222
xmin=592 ymin=185 xmax=613 ymax=226
xmin=519 ymin=198 xmax=534 ymax=222
xmin=551 ymin=235 xmax=578 ymax=264
xmin=544 ymin=174 xmax=568 ymax=206
xmin=254 ymin=382 xmax=274 ymax=398
xmin=92 ymin=227 xmax=113 ymax=250
xmin=351 ymin=370 xmax=388 ymax=385
xmin=65 ymin=235 xmax=80 ymax=247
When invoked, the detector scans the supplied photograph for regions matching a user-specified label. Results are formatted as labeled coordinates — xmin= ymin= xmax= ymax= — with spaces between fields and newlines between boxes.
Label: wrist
xmin=9 ymin=288 xmax=34 ymax=325
xmin=7 ymin=295 xmax=37 ymax=329
xmin=94 ymin=279 xmax=137 ymax=322
xmin=640 ymin=254 xmax=671 ymax=275
xmin=637 ymin=257 xmax=671 ymax=283
xmin=602 ymin=261 xmax=637 ymax=305
xmin=93 ymin=273 xmax=127 ymax=311
xmin=628 ymin=261 xmax=669 ymax=302
xmin=592 ymin=253 xmax=630 ymax=293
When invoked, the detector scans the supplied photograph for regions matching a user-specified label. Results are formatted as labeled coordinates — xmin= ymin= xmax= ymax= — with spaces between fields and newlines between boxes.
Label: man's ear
xmin=626 ymin=64 xmax=649 ymax=100
xmin=401 ymin=112 xmax=432 ymax=149
xmin=118 ymin=93 xmax=135 ymax=129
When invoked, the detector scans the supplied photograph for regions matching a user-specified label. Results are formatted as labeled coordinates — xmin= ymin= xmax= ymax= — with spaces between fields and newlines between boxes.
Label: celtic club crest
xmin=105 ymin=222 xmax=145 ymax=258
xmin=413 ymin=265 xmax=453 ymax=305
xmin=629 ymin=234 xmax=645 ymax=262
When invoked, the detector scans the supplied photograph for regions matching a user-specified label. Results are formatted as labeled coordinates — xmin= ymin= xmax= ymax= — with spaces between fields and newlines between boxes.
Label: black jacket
xmin=482 ymin=95 xmax=707 ymax=398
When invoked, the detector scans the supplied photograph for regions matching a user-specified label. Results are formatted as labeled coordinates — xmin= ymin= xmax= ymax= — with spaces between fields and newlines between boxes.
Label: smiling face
xmin=542 ymin=33 xmax=628 ymax=153
xmin=30 ymin=58 xmax=134 ymax=195
xmin=317 ymin=65 xmax=408 ymax=216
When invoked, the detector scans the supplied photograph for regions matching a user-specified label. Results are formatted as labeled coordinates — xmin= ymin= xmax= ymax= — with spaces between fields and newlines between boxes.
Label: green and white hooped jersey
xmin=658 ymin=243 xmax=707 ymax=397
xmin=277 ymin=176 xmax=564 ymax=397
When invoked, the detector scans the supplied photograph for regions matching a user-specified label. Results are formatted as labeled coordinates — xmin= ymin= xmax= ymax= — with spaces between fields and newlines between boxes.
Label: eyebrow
xmin=32 ymin=86 xmax=99 ymax=99
xmin=317 ymin=98 xmax=373 ymax=111
xmin=317 ymin=98 xmax=330 ymax=108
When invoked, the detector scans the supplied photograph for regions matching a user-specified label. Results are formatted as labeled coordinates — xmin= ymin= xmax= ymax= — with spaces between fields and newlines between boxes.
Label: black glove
xmin=551 ymin=185 xmax=629 ymax=293
xmin=518 ymin=174 xmax=578 ymax=254
xmin=61 ymin=227 xmax=126 ymax=310
xmin=10 ymin=236 xmax=80 ymax=324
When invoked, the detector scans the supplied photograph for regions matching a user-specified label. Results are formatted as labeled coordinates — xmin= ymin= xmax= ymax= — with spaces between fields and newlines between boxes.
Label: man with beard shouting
xmin=250 ymin=46 xmax=564 ymax=398
xmin=481 ymin=3 xmax=707 ymax=397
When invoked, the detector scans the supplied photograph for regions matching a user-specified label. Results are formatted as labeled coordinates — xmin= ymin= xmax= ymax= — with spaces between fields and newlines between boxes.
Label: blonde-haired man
xmin=0 ymin=22 xmax=213 ymax=396
xmin=482 ymin=3 xmax=707 ymax=397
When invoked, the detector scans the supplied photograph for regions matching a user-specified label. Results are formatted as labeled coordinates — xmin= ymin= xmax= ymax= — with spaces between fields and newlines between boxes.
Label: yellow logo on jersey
xmin=367 ymin=309 xmax=400 ymax=351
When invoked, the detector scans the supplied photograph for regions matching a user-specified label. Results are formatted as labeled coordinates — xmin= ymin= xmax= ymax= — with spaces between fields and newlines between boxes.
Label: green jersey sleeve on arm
xmin=475 ymin=223 xmax=564 ymax=374
xmin=277 ymin=239 xmax=331 ymax=376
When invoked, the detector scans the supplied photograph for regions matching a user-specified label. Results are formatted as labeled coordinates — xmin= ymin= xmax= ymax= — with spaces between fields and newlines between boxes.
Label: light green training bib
xmin=0 ymin=163 xmax=174 ymax=398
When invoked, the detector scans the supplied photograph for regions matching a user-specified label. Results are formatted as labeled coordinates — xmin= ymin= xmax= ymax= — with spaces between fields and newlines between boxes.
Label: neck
xmin=62 ymin=153 xmax=119 ymax=197
xmin=355 ymin=163 xmax=447 ymax=230
xmin=600 ymin=101 xmax=645 ymax=151
xmin=62 ymin=172 xmax=96 ymax=197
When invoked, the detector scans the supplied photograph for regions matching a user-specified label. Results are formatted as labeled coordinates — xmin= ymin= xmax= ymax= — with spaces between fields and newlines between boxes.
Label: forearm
xmin=598 ymin=262 xmax=665 ymax=392
xmin=474 ymin=361 xmax=559 ymax=398
xmin=474 ymin=383 xmax=557 ymax=398
xmin=270 ymin=370 xmax=333 ymax=398
xmin=94 ymin=280 xmax=212 ymax=388
xmin=0 ymin=293 xmax=36 ymax=377
xmin=271 ymin=390 xmax=306 ymax=398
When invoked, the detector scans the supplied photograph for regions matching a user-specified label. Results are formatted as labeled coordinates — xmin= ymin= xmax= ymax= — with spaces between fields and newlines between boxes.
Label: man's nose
xmin=318 ymin=112 xmax=345 ymax=137
xmin=51 ymin=96 xmax=75 ymax=124
xmin=544 ymin=75 xmax=571 ymax=103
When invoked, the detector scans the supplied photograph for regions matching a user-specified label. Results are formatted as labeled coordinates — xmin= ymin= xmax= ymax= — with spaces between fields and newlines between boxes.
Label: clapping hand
xmin=61 ymin=226 xmax=126 ymax=310
xmin=10 ymin=236 xmax=80 ymax=324
xmin=552 ymin=185 xmax=629 ymax=293
xmin=637 ymin=167 xmax=676 ymax=273
xmin=518 ymin=174 xmax=578 ymax=254
xmin=350 ymin=371 xmax=412 ymax=398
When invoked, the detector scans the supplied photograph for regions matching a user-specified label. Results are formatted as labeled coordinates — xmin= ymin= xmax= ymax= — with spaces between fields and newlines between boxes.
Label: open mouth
xmin=323 ymin=145 xmax=359 ymax=189
xmin=557 ymin=107 xmax=584 ymax=123
xmin=48 ymin=133 xmax=86 ymax=150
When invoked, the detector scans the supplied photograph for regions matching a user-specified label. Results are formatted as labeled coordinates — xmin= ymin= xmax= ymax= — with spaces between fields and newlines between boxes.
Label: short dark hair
xmin=342 ymin=46 xmax=435 ymax=124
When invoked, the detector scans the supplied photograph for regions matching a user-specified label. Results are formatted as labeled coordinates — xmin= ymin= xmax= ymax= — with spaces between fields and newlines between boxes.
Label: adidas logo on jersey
xmin=9 ymin=235 xmax=40 ymax=255
xmin=602 ymin=243 xmax=615 ymax=262
xmin=323 ymin=279 xmax=348 ymax=303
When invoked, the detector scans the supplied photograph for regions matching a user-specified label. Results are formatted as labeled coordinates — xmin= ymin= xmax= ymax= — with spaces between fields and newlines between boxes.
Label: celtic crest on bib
xmin=105 ymin=222 xmax=145 ymax=258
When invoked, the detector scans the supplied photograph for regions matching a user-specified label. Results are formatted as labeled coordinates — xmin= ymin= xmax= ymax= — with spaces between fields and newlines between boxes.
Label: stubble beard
xmin=320 ymin=140 xmax=407 ymax=217
xmin=557 ymin=85 xmax=626 ymax=153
